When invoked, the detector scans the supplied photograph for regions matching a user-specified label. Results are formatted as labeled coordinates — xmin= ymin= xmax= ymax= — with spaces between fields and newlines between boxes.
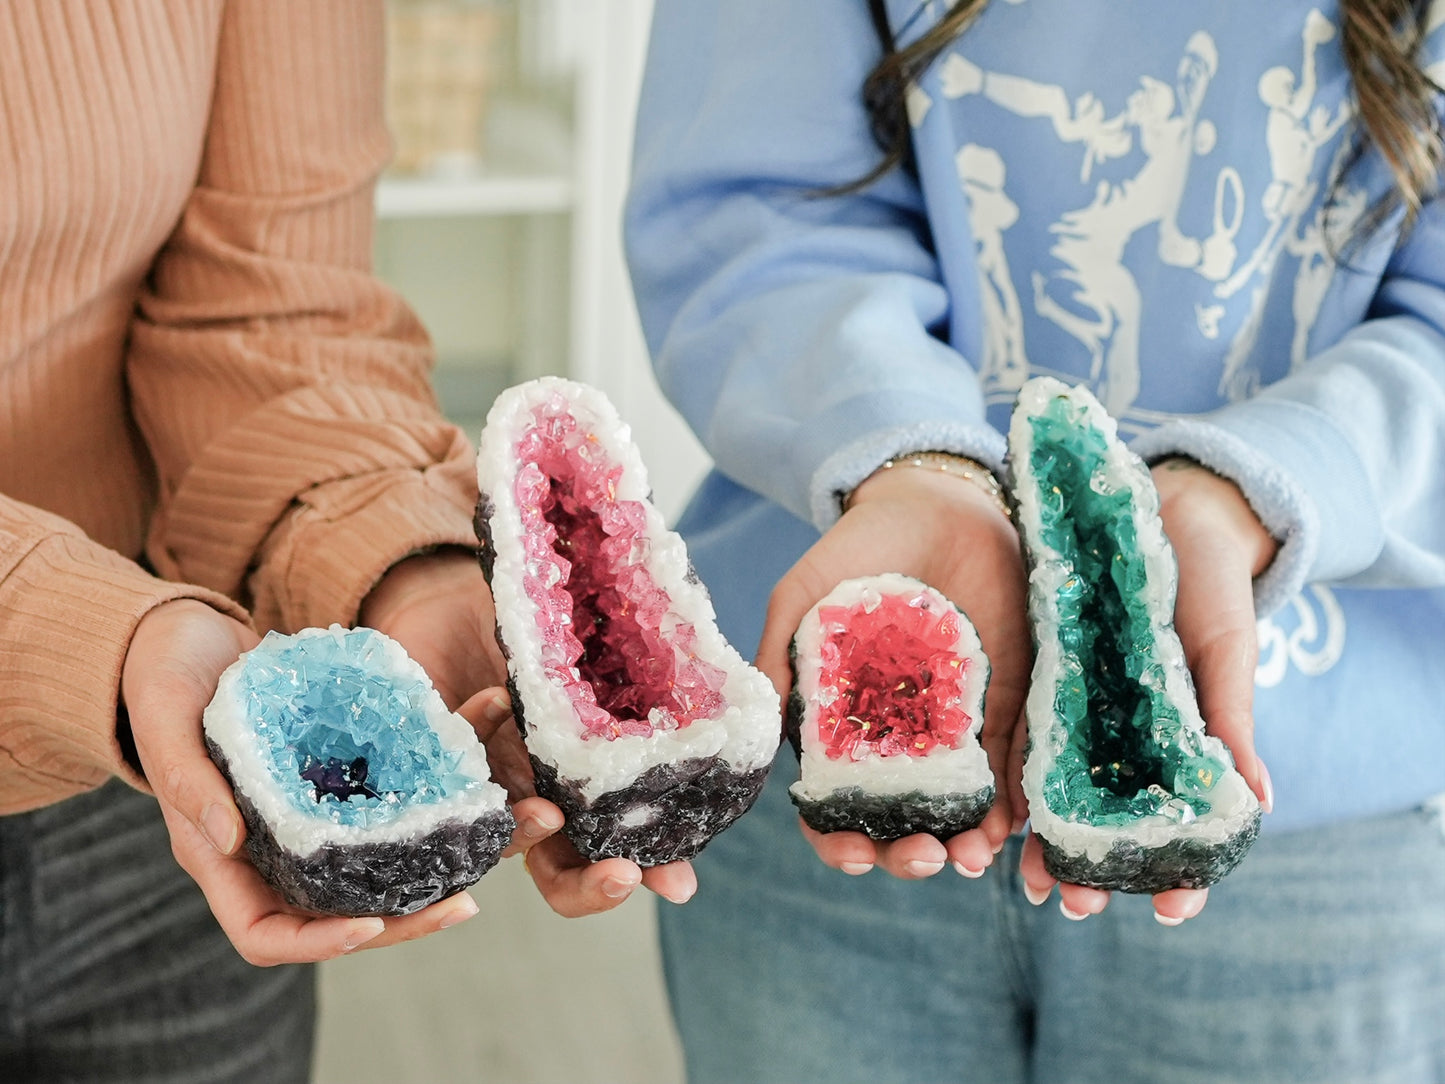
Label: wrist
xmin=845 ymin=451 xmax=1010 ymax=521
xmin=1152 ymin=457 xmax=1278 ymax=578
xmin=359 ymin=547 xmax=482 ymax=631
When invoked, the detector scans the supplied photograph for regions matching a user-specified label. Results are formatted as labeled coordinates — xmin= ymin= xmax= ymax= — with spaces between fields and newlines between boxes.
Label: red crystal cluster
xmin=814 ymin=592 xmax=973 ymax=761
xmin=513 ymin=398 xmax=728 ymax=741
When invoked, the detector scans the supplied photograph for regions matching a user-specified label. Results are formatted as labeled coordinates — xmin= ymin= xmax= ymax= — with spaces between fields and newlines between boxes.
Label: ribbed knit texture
xmin=0 ymin=1 xmax=478 ymax=813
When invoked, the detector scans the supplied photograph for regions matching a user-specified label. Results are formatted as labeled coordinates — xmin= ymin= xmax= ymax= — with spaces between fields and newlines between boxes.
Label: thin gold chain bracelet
xmin=844 ymin=450 xmax=1011 ymax=519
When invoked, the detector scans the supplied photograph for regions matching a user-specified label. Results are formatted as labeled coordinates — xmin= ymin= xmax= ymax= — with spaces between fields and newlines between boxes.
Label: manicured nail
xmin=439 ymin=894 xmax=479 ymax=929
xmin=1154 ymin=912 xmax=1187 ymax=927
xmin=904 ymin=859 xmax=945 ymax=878
xmin=482 ymin=695 xmax=512 ymax=725
xmin=200 ymin=803 xmax=239 ymax=855
xmin=1258 ymin=760 xmax=1275 ymax=815
xmin=1060 ymin=900 xmax=1089 ymax=921
xmin=342 ymin=919 xmax=386 ymax=951
xmin=602 ymin=876 xmax=638 ymax=899
xmin=663 ymin=883 xmax=697 ymax=905
xmin=839 ymin=862 xmax=873 ymax=876
xmin=1024 ymin=882 xmax=1051 ymax=906
xmin=952 ymin=861 xmax=986 ymax=879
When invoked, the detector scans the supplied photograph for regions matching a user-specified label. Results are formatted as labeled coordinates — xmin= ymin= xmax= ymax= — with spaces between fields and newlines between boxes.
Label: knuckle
xmin=160 ymin=762 xmax=191 ymax=810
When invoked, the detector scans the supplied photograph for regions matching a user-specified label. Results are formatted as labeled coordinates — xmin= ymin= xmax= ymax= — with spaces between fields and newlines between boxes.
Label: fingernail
xmin=992 ymin=838 xmax=1006 ymax=855
xmin=1024 ymin=882 xmax=1050 ymax=906
xmin=439 ymin=894 xmax=479 ymax=929
xmin=482 ymin=695 xmax=512 ymax=725
xmin=342 ymin=919 xmax=385 ymax=951
xmin=839 ymin=862 xmax=873 ymax=876
xmin=1060 ymin=901 xmax=1089 ymax=921
xmin=663 ymin=884 xmax=697 ymax=906
xmin=602 ymin=876 xmax=638 ymax=899
xmin=952 ymin=861 xmax=986 ymax=879
xmin=520 ymin=813 xmax=561 ymax=840
xmin=1258 ymin=760 xmax=1275 ymax=815
xmin=904 ymin=859 xmax=945 ymax=878
xmin=201 ymin=803 xmax=239 ymax=855
xmin=1155 ymin=912 xmax=1187 ymax=927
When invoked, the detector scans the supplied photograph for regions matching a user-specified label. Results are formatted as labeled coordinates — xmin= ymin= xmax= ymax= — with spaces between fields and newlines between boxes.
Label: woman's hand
xmin=121 ymin=599 xmax=487 ymax=966
xmin=1019 ymin=457 xmax=1277 ymax=923
xmin=363 ymin=553 xmax=698 ymax=916
xmin=358 ymin=549 xmax=509 ymax=712
xmin=756 ymin=462 xmax=1032 ymax=881
xmin=465 ymin=688 xmax=697 ymax=917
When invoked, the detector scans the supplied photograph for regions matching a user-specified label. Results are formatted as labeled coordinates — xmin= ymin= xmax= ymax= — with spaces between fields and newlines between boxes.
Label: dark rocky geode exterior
xmin=790 ymin=785 xmax=994 ymax=841
xmin=209 ymin=742 xmax=513 ymax=917
xmin=477 ymin=497 xmax=773 ymax=867
xmin=530 ymin=752 xmax=770 ymax=865
xmin=1038 ymin=806 xmax=1262 ymax=894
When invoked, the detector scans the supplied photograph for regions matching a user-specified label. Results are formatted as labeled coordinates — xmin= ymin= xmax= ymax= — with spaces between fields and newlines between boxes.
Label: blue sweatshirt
xmin=625 ymin=0 xmax=1445 ymax=832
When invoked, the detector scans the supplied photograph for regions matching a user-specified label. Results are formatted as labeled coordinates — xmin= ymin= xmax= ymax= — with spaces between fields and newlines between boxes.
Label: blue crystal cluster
xmin=237 ymin=628 xmax=482 ymax=828
xmin=1029 ymin=396 xmax=1227 ymax=827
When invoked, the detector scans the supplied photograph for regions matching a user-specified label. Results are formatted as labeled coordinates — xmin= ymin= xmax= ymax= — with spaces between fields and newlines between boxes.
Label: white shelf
xmin=375 ymin=173 xmax=573 ymax=218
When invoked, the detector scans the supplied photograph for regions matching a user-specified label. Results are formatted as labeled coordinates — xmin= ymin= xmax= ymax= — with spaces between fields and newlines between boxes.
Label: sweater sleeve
xmin=125 ymin=0 xmax=478 ymax=635
xmin=0 ymin=497 xmax=250 ymax=814
xmin=624 ymin=0 xmax=1002 ymax=533
xmin=1132 ymin=191 xmax=1445 ymax=613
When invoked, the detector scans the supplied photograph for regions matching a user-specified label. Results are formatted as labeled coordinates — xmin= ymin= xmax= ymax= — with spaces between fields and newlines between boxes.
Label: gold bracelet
xmin=844 ymin=450 xmax=1011 ymax=518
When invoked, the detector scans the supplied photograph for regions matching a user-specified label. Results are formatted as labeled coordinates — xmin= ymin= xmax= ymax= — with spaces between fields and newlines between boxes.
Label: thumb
xmin=456 ymin=686 xmax=516 ymax=744
xmin=122 ymin=601 xmax=257 ymax=857
xmin=1172 ymin=557 xmax=1273 ymax=814
xmin=456 ymin=687 xmax=538 ymax=803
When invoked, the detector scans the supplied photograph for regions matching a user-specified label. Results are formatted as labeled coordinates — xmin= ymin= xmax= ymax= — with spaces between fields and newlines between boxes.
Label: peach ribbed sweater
xmin=0 ymin=1 xmax=477 ymax=813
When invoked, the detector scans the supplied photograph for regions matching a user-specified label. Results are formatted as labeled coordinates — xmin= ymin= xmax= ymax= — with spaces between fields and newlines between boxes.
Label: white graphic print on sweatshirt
xmin=912 ymin=5 xmax=1355 ymax=683
xmin=917 ymin=7 xmax=1369 ymax=421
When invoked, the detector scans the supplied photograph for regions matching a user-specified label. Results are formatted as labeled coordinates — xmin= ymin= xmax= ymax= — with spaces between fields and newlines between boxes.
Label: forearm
xmin=629 ymin=0 xmax=999 ymax=532
xmin=126 ymin=0 xmax=479 ymax=629
xmin=0 ymin=498 xmax=248 ymax=813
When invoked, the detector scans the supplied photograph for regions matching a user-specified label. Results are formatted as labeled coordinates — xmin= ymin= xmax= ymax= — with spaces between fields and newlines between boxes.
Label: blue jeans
xmin=0 ymin=781 xmax=315 ymax=1083
xmin=661 ymin=753 xmax=1445 ymax=1084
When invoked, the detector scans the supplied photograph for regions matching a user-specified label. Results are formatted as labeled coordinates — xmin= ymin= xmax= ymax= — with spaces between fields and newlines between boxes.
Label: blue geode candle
xmin=204 ymin=626 xmax=513 ymax=916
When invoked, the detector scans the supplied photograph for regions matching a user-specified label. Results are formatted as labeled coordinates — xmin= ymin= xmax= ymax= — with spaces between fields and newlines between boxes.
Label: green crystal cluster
xmin=1029 ymin=396 xmax=1227 ymax=827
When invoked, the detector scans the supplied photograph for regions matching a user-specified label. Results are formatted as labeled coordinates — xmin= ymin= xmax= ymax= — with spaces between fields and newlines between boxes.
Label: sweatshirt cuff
xmin=0 ymin=529 xmax=249 ymax=814
xmin=1136 ymin=396 xmax=1386 ymax=589
xmin=249 ymin=460 xmax=479 ymax=633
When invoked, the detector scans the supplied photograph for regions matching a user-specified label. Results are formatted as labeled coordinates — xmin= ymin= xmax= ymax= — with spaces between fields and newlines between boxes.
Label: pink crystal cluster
xmin=814 ymin=592 xmax=974 ymax=761
xmin=513 ymin=398 xmax=728 ymax=741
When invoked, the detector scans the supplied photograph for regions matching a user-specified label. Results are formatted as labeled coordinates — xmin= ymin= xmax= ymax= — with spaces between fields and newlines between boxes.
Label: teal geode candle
xmin=1008 ymin=378 xmax=1260 ymax=893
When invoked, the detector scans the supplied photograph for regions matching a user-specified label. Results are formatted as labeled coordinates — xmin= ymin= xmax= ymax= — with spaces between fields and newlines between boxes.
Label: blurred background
xmin=315 ymin=3 xmax=704 ymax=1081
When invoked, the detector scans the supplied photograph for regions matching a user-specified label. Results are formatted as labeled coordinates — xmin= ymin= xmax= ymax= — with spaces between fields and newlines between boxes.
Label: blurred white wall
xmin=315 ymin=4 xmax=694 ymax=1082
